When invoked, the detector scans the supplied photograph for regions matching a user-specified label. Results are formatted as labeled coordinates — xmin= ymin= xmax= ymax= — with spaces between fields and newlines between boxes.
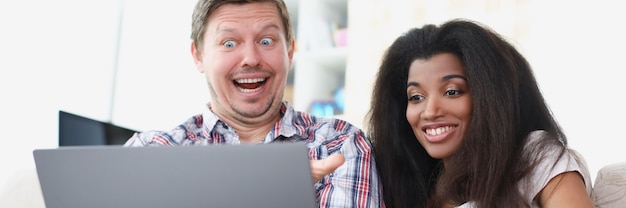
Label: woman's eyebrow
xmin=407 ymin=82 xmax=419 ymax=88
xmin=442 ymin=74 xmax=467 ymax=81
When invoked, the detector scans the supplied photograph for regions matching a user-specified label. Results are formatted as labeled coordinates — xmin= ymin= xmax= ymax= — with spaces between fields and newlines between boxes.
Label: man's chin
xmin=233 ymin=104 xmax=273 ymax=118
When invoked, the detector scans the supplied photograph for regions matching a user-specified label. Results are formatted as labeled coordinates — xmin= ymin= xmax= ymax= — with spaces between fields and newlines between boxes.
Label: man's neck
xmin=208 ymin=103 xmax=283 ymax=143
xmin=234 ymin=119 xmax=278 ymax=143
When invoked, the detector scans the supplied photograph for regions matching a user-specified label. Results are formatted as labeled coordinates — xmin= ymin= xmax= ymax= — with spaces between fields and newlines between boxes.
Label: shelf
xmin=291 ymin=0 xmax=347 ymax=117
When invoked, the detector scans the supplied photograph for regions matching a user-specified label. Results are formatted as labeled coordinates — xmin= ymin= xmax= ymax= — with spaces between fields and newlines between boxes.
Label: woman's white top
xmin=457 ymin=130 xmax=593 ymax=207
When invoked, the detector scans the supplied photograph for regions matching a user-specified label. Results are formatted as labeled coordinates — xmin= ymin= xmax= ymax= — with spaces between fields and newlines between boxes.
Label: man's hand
xmin=310 ymin=153 xmax=345 ymax=184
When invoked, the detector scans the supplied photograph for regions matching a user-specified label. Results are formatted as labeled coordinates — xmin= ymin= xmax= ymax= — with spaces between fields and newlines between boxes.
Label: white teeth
xmin=235 ymin=78 xmax=265 ymax=93
xmin=235 ymin=78 xmax=265 ymax=83
xmin=238 ymin=87 xmax=261 ymax=93
xmin=425 ymin=126 xmax=453 ymax=136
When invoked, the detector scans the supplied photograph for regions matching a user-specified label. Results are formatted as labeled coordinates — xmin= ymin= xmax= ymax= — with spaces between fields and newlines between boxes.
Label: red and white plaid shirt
xmin=124 ymin=101 xmax=385 ymax=208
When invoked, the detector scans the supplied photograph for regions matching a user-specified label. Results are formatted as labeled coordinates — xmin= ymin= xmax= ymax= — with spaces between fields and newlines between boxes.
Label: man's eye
xmin=260 ymin=38 xmax=273 ymax=46
xmin=223 ymin=40 xmax=236 ymax=48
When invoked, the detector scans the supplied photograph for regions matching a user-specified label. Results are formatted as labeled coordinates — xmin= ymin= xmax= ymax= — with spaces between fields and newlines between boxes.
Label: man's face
xmin=191 ymin=2 xmax=294 ymax=125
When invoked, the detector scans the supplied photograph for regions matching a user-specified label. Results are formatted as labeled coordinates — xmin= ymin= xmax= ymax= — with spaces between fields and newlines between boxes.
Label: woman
xmin=367 ymin=19 xmax=595 ymax=207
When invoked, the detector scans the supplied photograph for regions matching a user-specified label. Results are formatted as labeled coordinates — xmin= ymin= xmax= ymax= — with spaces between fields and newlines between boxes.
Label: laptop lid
xmin=33 ymin=142 xmax=317 ymax=208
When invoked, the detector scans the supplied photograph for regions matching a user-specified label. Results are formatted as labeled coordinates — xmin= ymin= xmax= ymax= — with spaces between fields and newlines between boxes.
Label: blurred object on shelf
xmin=333 ymin=28 xmax=348 ymax=47
xmin=310 ymin=101 xmax=336 ymax=117
xmin=333 ymin=86 xmax=345 ymax=113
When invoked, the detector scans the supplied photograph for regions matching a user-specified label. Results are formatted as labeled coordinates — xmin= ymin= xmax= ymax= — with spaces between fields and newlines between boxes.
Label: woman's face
xmin=405 ymin=53 xmax=472 ymax=165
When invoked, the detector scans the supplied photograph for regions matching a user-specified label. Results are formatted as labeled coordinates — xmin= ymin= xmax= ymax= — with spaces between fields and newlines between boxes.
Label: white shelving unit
xmin=291 ymin=0 xmax=348 ymax=117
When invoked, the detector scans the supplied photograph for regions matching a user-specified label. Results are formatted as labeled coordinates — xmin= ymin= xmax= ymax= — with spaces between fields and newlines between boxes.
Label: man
xmin=124 ymin=0 xmax=384 ymax=207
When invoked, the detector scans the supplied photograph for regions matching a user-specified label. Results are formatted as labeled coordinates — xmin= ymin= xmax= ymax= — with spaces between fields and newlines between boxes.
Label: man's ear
xmin=288 ymin=39 xmax=295 ymax=70
xmin=191 ymin=41 xmax=204 ymax=73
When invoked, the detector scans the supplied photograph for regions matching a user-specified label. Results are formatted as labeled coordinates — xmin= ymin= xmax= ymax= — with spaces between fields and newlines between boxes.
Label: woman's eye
xmin=260 ymin=38 xmax=273 ymax=46
xmin=445 ymin=89 xmax=462 ymax=96
xmin=223 ymin=40 xmax=236 ymax=48
xmin=408 ymin=94 xmax=425 ymax=101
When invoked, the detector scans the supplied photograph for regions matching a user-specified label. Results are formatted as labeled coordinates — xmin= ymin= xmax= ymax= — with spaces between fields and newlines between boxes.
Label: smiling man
xmin=123 ymin=0 xmax=384 ymax=207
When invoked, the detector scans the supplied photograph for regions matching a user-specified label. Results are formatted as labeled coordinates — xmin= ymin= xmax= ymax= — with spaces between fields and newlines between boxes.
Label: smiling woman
xmin=405 ymin=53 xmax=471 ymax=162
xmin=367 ymin=19 xmax=595 ymax=208
xmin=345 ymin=1 xmax=626 ymax=189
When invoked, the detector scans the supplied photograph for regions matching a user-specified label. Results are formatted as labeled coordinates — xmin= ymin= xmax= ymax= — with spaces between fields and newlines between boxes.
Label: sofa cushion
xmin=0 ymin=168 xmax=44 ymax=208
xmin=593 ymin=162 xmax=626 ymax=207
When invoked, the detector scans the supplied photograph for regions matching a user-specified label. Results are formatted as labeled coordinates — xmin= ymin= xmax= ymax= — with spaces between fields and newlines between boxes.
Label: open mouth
xmin=234 ymin=78 xmax=267 ymax=93
xmin=424 ymin=125 xmax=456 ymax=136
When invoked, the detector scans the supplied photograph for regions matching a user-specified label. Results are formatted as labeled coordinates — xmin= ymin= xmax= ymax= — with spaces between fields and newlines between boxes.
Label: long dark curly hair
xmin=366 ymin=19 xmax=567 ymax=208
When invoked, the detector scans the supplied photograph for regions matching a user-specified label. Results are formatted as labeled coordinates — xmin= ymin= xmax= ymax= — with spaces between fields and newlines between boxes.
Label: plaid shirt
xmin=124 ymin=101 xmax=385 ymax=208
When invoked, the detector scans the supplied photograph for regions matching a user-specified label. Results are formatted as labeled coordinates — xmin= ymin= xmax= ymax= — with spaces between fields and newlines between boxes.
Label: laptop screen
xmin=58 ymin=111 xmax=137 ymax=146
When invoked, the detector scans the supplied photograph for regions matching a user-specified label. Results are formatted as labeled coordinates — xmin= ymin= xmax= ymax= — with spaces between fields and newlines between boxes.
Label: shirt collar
xmin=201 ymin=101 xmax=301 ymax=141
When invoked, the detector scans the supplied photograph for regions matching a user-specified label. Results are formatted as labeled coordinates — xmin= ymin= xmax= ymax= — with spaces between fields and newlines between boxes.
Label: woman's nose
xmin=422 ymin=97 xmax=442 ymax=120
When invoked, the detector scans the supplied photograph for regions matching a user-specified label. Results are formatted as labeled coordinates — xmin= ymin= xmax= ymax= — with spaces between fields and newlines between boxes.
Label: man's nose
xmin=240 ymin=43 xmax=261 ymax=68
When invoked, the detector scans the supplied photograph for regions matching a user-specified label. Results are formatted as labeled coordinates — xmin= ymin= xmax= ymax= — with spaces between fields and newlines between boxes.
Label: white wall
xmin=110 ymin=0 xmax=207 ymax=132
xmin=0 ymin=0 xmax=122 ymax=194
xmin=525 ymin=1 xmax=626 ymax=181
xmin=0 ymin=0 xmax=203 ymax=204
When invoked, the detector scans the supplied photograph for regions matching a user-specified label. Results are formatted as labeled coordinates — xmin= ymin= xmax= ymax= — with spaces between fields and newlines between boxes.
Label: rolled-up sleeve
xmin=314 ymin=129 xmax=385 ymax=208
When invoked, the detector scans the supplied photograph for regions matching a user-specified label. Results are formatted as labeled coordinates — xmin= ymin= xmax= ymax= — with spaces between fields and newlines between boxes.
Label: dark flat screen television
xmin=58 ymin=111 xmax=138 ymax=146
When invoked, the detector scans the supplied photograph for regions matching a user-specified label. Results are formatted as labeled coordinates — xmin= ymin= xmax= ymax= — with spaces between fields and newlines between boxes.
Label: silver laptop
xmin=33 ymin=142 xmax=317 ymax=208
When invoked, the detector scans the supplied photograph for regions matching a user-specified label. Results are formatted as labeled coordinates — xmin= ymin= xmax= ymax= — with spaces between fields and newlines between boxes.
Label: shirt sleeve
xmin=457 ymin=131 xmax=592 ymax=208
xmin=521 ymin=131 xmax=592 ymax=205
xmin=123 ymin=131 xmax=175 ymax=147
xmin=314 ymin=130 xmax=385 ymax=208
xmin=123 ymin=132 xmax=146 ymax=147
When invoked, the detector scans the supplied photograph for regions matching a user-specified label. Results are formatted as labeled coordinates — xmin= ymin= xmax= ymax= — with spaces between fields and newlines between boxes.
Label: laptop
xmin=33 ymin=142 xmax=317 ymax=208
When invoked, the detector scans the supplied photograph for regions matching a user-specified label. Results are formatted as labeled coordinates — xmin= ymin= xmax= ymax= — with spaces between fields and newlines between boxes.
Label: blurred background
xmin=1 ymin=0 xmax=624 ymax=205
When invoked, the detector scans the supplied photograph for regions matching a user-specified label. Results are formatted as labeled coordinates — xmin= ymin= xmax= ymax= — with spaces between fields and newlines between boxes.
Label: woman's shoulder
xmin=520 ymin=130 xmax=593 ymax=204
xmin=523 ymin=130 xmax=579 ymax=174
